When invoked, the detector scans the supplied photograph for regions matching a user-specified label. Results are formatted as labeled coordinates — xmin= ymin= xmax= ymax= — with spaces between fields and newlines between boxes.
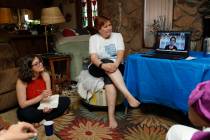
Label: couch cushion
xmin=63 ymin=28 xmax=77 ymax=37
xmin=0 ymin=68 xmax=18 ymax=94
xmin=0 ymin=43 xmax=18 ymax=71
xmin=0 ymin=90 xmax=18 ymax=111
xmin=0 ymin=43 xmax=18 ymax=59
xmin=0 ymin=58 xmax=16 ymax=70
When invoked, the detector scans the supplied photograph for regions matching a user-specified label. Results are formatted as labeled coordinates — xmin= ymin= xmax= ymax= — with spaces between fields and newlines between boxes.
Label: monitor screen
xmin=155 ymin=31 xmax=191 ymax=52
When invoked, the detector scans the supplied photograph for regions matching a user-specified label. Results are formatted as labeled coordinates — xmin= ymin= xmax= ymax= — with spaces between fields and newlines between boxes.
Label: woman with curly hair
xmin=16 ymin=55 xmax=70 ymax=123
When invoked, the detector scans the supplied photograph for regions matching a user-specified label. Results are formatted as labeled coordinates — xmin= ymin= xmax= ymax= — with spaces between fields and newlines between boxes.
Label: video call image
xmin=158 ymin=32 xmax=186 ymax=51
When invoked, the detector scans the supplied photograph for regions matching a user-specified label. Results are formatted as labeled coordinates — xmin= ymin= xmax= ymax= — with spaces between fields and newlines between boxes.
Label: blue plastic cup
xmin=43 ymin=121 xmax=54 ymax=136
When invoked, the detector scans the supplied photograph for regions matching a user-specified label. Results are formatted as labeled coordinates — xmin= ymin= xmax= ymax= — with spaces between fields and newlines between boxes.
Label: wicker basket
xmin=84 ymin=89 xmax=124 ymax=107
xmin=61 ymin=89 xmax=81 ymax=110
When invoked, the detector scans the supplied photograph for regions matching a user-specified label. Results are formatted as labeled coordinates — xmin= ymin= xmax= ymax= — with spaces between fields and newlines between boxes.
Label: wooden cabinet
xmin=48 ymin=55 xmax=71 ymax=91
xmin=9 ymin=34 xmax=54 ymax=58
xmin=41 ymin=54 xmax=71 ymax=93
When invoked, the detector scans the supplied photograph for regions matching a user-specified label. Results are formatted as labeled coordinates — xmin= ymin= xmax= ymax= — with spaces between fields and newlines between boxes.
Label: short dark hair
xmin=170 ymin=36 xmax=176 ymax=41
xmin=94 ymin=16 xmax=111 ymax=31
xmin=18 ymin=55 xmax=43 ymax=83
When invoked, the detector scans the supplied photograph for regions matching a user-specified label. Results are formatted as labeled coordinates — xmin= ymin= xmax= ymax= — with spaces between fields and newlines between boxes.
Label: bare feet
xmin=109 ymin=118 xmax=118 ymax=129
xmin=127 ymin=95 xmax=140 ymax=107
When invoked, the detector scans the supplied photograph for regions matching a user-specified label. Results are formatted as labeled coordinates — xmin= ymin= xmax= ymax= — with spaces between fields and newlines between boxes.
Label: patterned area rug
xmin=0 ymin=117 xmax=10 ymax=130
xmin=0 ymin=100 xmax=189 ymax=140
xmin=53 ymin=102 xmax=183 ymax=140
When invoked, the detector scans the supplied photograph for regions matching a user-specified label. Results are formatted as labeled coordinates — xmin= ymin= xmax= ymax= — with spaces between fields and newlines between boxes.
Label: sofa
xmin=0 ymin=42 xmax=19 ymax=111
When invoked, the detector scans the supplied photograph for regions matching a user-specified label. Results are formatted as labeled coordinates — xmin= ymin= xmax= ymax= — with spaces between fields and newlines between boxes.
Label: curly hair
xmin=17 ymin=55 xmax=43 ymax=83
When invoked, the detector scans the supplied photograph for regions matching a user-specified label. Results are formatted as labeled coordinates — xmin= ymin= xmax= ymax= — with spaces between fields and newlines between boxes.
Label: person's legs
xmin=45 ymin=96 xmax=70 ymax=120
xmin=166 ymin=124 xmax=198 ymax=140
xmin=17 ymin=97 xmax=70 ymax=123
xmin=89 ymin=59 xmax=139 ymax=107
xmin=104 ymin=84 xmax=118 ymax=128
xmin=88 ymin=59 xmax=139 ymax=129
xmin=17 ymin=105 xmax=45 ymax=123
xmin=106 ymin=69 xmax=140 ymax=107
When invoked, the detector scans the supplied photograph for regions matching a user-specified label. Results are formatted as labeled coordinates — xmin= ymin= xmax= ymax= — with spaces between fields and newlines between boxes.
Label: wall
xmin=53 ymin=0 xmax=144 ymax=55
xmin=173 ymin=0 xmax=208 ymax=51
xmin=53 ymin=0 xmax=77 ymax=29
xmin=100 ymin=0 xmax=144 ymax=55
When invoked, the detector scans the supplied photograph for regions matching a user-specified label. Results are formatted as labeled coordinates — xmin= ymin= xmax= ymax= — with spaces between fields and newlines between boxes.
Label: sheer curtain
xmin=144 ymin=0 xmax=173 ymax=48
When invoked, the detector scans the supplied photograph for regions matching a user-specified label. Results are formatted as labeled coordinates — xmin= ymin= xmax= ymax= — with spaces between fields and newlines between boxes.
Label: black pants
xmin=88 ymin=59 xmax=124 ymax=85
xmin=17 ymin=96 xmax=70 ymax=123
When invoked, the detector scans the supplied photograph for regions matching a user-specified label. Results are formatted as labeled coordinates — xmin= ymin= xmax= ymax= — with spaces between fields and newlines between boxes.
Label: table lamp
xmin=0 ymin=8 xmax=14 ymax=24
xmin=41 ymin=7 xmax=65 ymax=52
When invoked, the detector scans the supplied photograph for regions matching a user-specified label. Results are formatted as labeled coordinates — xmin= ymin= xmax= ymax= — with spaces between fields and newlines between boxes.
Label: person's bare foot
xmin=127 ymin=95 xmax=140 ymax=107
xmin=109 ymin=118 xmax=118 ymax=129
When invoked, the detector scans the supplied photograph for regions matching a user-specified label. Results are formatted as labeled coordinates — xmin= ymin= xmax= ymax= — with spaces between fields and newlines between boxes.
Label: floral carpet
xmin=0 ymin=100 xmax=188 ymax=140
xmin=53 ymin=102 xmax=185 ymax=140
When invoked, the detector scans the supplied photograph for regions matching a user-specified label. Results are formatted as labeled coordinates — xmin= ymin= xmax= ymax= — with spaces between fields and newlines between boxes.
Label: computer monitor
xmin=155 ymin=31 xmax=191 ymax=52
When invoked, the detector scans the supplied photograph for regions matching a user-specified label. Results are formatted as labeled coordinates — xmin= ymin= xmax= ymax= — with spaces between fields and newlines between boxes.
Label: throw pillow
xmin=63 ymin=28 xmax=76 ymax=37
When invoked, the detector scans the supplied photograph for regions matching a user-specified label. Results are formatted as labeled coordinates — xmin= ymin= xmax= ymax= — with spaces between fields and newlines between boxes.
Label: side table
xmin=40 ymin=54 xmax=71 ymax=92
xmin=48 ymin=55 xmax=71 ymax=92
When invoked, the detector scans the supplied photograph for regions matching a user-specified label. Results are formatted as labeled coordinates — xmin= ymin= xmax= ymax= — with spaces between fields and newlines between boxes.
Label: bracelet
xmin=99 ymin=62 xmax=103 ymax=68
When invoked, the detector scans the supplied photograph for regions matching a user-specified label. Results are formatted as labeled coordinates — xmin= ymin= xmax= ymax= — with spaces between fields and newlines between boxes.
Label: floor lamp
xmin=41 ymin=7 xmax=65 ymax=52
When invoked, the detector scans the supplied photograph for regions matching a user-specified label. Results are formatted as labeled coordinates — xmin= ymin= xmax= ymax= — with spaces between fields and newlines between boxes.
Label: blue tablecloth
xmin=124 ymin=52 xmax=210 ymax=113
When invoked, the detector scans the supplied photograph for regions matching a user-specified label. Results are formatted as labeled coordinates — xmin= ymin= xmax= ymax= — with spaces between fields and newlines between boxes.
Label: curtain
xmin=144 ymin=0 xmax=173 ymax=48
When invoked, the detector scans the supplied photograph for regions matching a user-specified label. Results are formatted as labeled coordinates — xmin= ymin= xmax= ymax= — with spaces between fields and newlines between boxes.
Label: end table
xmin=40 ymin=53 xmax=71 ymax=92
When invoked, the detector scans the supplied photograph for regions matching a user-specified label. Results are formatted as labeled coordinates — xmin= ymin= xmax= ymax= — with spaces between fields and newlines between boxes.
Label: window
xmin=76 ymin=0 xmax=99 ymax=28
xmin=144 ymin=0 xmax=173 ymax=48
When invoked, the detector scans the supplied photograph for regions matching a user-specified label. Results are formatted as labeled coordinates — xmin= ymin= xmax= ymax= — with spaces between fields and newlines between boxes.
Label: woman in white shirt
xmin=88 ymin=16 xmax=140 ymax=129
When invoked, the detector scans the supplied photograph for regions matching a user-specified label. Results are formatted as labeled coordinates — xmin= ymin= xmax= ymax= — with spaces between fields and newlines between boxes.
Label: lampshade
xmin=0 ymin=8 xmax=14 ymax=24
xmin=41 ymin=7 xmax=65 ymax=25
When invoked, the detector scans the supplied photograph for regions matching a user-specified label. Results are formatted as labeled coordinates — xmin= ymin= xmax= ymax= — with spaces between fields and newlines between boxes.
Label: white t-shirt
xmin=89 ymin=32 xmax=125 ymax=62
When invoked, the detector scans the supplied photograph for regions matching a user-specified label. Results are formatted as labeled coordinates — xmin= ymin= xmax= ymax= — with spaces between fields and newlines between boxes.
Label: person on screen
xmin=88 ymin=16 xmax=140 ymax=128
xmin=165 ymin=36 xmax=177 ymax=51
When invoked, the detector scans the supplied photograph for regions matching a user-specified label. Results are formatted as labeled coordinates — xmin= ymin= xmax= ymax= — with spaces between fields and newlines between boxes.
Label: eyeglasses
xmin=32 ymin=61 xmax=42 ymax=67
